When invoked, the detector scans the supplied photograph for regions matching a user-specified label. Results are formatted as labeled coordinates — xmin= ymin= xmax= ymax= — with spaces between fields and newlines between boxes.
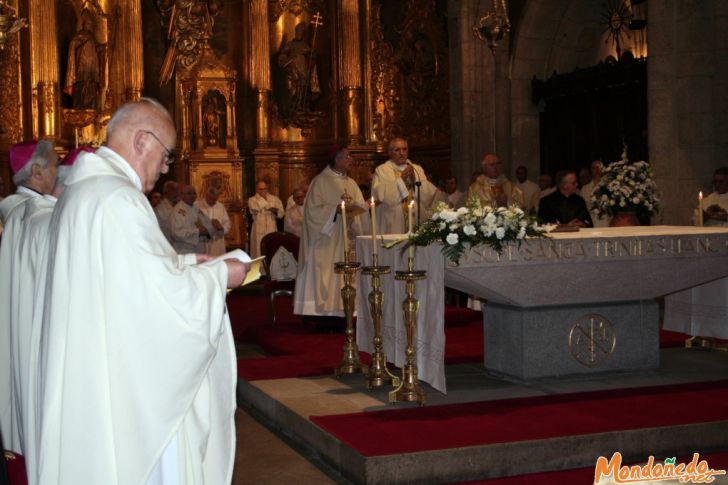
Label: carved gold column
xmin=28 ymin=0 xmax=60 ymax=139
xmin=0 ymin=0 xmax=23 ymax=186
xmin=250 ymin=0 xmax=271 ymax=145
xmin=121 ymin=0 xmax=144 ymax=102
xmin=338 ymin=0 xmax=363 ymax=144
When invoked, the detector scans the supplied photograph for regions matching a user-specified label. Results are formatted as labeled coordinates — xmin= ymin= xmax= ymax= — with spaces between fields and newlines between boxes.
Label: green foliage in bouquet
xmin=591 ymin=147 xmax=660 ymax=220
xmin=386 ymin=197 xmax=550 ymax=264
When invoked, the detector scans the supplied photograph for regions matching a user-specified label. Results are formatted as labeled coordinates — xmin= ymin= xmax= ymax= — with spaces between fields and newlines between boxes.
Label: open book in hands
xmin=204 ymin=249 xmax=266 ymax=286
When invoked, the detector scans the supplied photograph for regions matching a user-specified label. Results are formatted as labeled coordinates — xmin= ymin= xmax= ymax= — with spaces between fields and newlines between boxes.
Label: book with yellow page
xmin=204 ymin=249 xmax=266 ymax=286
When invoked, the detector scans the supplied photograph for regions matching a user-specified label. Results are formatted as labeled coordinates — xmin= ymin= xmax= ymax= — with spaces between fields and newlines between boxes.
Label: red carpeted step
xmin=310 ymin=380 xmax=728 ymax=457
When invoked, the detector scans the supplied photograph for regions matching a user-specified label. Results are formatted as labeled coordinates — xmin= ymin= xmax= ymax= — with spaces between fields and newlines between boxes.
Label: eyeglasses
xmin=142 ymin=130 xmax=175 ymax=165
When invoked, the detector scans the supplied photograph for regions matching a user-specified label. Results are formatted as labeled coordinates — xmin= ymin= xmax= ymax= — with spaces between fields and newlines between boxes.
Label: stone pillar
xmin=649 ymin=0 xmax=728 ymax=224
xmin=448 ymin=0 xmax=498 ymax=192
xmin=28 ymin=0 xmax=60 ymax=139
xmin=338 ymin=0 xmax=363 ymax=144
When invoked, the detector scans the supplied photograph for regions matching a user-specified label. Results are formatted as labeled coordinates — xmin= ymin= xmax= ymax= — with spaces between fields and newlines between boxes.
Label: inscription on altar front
xmin=454 ymin=235 xmax=728 ymax=266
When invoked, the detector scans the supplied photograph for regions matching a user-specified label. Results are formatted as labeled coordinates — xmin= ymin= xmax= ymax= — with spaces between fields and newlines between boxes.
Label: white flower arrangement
xmin=385 ymin=197 xmax=550 ymax=264
xmin=591 ymin=147 xmax=660 ymax=219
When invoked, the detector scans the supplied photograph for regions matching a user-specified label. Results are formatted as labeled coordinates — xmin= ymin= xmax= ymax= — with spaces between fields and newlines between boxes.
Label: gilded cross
xmin=311 ymin=11 xmax=323 ymax=28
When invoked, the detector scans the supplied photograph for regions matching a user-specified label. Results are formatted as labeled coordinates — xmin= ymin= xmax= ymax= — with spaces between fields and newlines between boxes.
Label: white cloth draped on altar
xmin=355 ymin=235 xmax=446 ymax=393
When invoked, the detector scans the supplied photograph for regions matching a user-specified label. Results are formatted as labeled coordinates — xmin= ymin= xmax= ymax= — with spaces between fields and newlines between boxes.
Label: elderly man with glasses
xmin=37 ymin=98 xmax=247 ymax=485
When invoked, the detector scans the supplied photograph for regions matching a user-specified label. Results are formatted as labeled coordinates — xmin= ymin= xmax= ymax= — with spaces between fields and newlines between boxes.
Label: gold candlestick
xmin=361 ymin=253 xmax=400 ymax=389
xmin=389 ymin=256 xmax=427 ymax=406
xmin=334 ymin=260 xmax=368 ymax=376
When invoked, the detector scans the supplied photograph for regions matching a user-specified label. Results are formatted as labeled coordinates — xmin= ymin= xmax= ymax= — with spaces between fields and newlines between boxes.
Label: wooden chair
xmin=260 ymin=231 xmax=300 ymax=323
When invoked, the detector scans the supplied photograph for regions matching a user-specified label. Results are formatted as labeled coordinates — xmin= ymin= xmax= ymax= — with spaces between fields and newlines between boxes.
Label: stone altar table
xmin=445 ymin=226 xmax=728 ymax=380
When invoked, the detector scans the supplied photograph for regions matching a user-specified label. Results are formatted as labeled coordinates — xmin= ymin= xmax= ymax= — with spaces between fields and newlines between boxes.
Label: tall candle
xmin=369 ymin=197 xmax=377 ymax=258
xmin=341 ymin=200 xmax=348 ymax=262
xmin=698 ymin=191 xmax=704 ymax=226
xmin=408 ymin=200 xmax=415 ymax=259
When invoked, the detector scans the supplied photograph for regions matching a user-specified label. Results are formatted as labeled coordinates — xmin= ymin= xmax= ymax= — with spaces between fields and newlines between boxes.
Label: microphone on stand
xmin=408 ymin=160 xmax=423 ymax=226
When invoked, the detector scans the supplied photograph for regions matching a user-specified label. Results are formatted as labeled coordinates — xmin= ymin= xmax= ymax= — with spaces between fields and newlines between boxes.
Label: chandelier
xmin=0 ymin=0 xmax=26 ymax=51
xmin=472 ymin=0 xmax=511 ymax=55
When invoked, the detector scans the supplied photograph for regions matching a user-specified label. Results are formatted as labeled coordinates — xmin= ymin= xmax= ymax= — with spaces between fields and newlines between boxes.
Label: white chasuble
xmin=195 ymin=199 xmax=231 ymax=257
xmin=293 ymin=166 xmax=365 ymax=316
xmin=0 ymin=188 xmax=40 ymax=460
xmin=248 ymin=193 xmax=284 ymax=258
xmin=38 ymin=147 xmax=236 ymax=485
xmin=372 ymin=160 xmax=439 ymax=235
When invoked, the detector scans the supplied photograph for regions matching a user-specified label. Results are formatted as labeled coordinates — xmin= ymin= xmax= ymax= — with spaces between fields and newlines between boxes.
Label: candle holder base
xmin=362 ymin=264 xmax=400 ymax=389
xmin=389 ymin=264 xmax=427 ymax=406
xmin=334 ymin=261 xmax=368 ymax=377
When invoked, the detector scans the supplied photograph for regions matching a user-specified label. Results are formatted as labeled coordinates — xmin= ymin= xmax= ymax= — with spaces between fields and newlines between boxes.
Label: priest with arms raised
xmin=294 ymin=147 xmax=366 ymax=317
xmin=38 ymin=98 xmax=247 ymax=485
xmin=372 ymin=137 xmax=439 ymax=234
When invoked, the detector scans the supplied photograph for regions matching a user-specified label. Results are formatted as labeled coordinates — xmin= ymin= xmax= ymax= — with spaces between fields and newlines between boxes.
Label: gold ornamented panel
xmin=369 ymin=0 xmax=450 ymax=146
xmin=0 ymin=23 xmax=22 ymax=145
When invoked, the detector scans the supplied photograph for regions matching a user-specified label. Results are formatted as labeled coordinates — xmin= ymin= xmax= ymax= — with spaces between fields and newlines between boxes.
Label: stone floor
xmin=232 ymin=343 xmax=728 ymax=484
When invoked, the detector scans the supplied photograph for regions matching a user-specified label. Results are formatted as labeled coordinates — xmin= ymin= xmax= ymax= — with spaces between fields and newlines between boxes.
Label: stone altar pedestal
xmin=445 ymin=226 xmax=728 ymax=381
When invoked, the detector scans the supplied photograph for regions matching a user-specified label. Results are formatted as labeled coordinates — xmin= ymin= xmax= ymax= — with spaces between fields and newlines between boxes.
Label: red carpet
xmin=309 ymin=379 xmax=728 ymax=457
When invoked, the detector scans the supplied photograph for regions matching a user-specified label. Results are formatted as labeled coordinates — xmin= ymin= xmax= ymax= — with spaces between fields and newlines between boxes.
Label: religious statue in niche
xmin=202 ymin=90 xmax=225 ymax=148
xmin=274 ymin=14 xmax=325 ymax=131
xmin=64 ymin=10 xmax=106 ymax=110
xmin=157 ymin=0 xmax=222 ymax=85
xmin=398 ymin=31 xmax=437 ymax=99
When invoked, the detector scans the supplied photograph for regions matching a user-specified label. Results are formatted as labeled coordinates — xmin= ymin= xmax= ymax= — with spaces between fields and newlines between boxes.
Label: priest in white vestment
xmin=37 ymin=98 xmax=247 ymax=485
xmin=194 ymin=185 xmax=230 ymax=256
xmin=372 ymin=137 xmax=439 ymax=234
xmin=170 ymin=184 xmax=214 ymax=254
xmin=515 ymin=166 xmax=540 ymax=215
xmin=664 ymin=167 xmax=728 ymax=339
xmin=469 ymin=153 xmax=524 ymax=209
xmin=12 ymin=148 xmax=89 ymax=484
xmin=578 ymin=160 xmax=609 ymax=227
xmin=248 ymin=179 xmax=284 ymax=258
xmin=294 ymin=147 xmax=366 ymax=316
xmin=284 ymin=187 xmax=305 ymax=238
xmin=154 ymin=180 xmax=179 ymax=243
xmin=0 ymin=139 xmax=58 ymax=467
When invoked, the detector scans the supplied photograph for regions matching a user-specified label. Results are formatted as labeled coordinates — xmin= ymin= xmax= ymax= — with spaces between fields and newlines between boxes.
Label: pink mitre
xmin=61 ymin=146 xmax=95 ymax=166
xmin=8 ymin=141 xmax=39 ymax=175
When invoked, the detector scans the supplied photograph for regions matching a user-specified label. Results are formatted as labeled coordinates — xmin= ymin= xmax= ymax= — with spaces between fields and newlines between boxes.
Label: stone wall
xmin=649 ymin=0 xmax=728 ymax=224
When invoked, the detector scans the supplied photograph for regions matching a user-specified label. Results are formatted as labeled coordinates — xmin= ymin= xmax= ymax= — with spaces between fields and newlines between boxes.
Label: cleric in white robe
xmin=294 ymin=147 xmax=366 ymax=316
xmin=0 ymin=139 xmax=58 ymax=467
xmin=284 ymin=187 xmax=305 ymax=238
xmin=170 ymin=184 xmax=215 ymax=254
xmin=248 ymin=179 xmax=284 ymax=258
xmin=372 ymin=137 xmax=439 ymax=234
xmin=154 ymin=180 xmax=180 ymax=243
xmin=195 ymin=185 xmax=231 ymax=256
xmin=10 ymin=147 xmax=89 ymax=484
xmin=37 ymin=98 xmax=247 ymax=485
